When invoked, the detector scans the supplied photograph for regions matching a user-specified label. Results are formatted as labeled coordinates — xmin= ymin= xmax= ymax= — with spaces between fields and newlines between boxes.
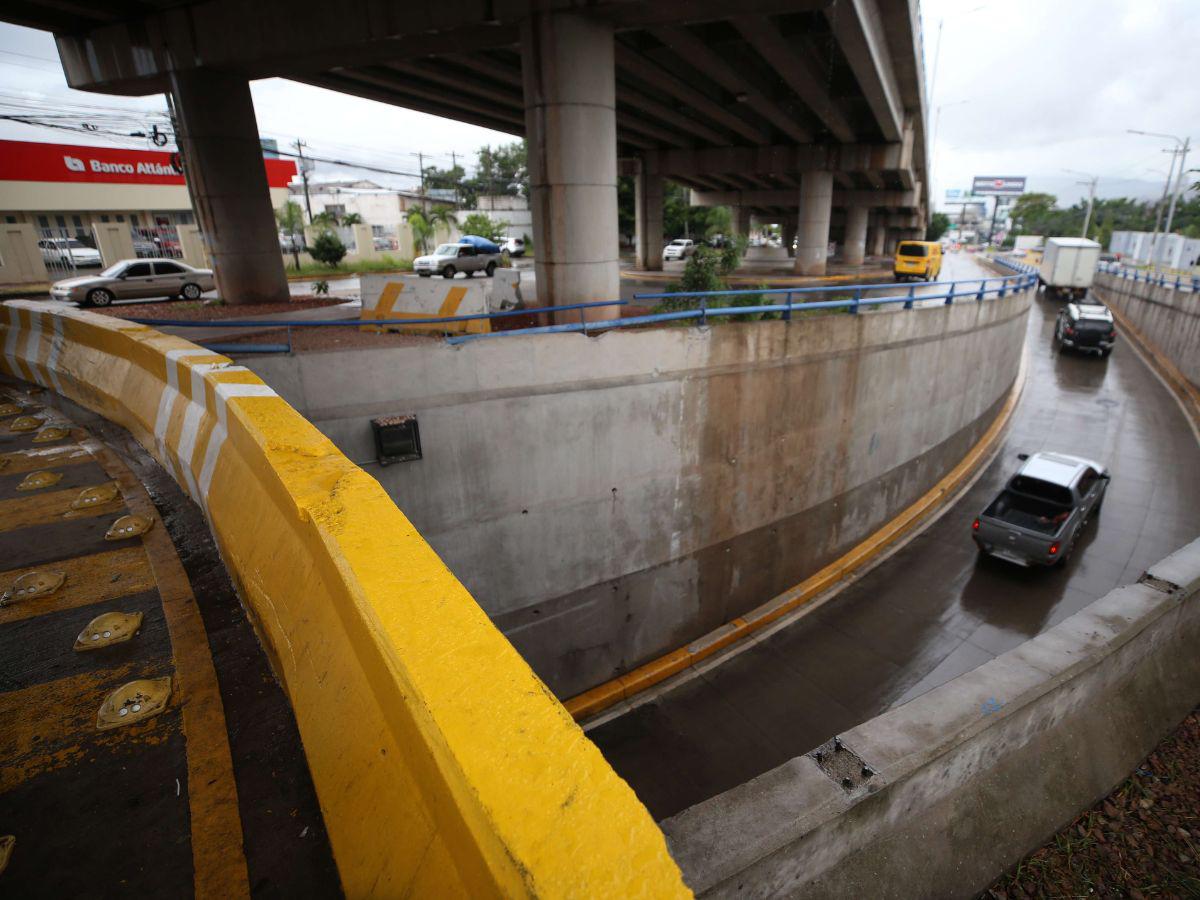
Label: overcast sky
xmin=2 ymin=0 xmax=1198 ymax=207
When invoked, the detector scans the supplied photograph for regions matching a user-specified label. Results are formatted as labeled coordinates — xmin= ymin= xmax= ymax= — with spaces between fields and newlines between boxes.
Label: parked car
xmin=50 ymin=259 xmax=215 ymax=306
xmin=893 ymin=240 xmax=943 ymax=281
xmin=500 ymin=237 xmax=526 ymax=257
xmin=1055 ymin=301 xmax=1116 ymax=356
xmin=413 ymin=241 xmax=502 ymax=278
xmin=972 ymin=451 xmax=1109 ymax=567
xmin=38 ymin=237 xmax=102 ymax=268
xmin=663 ymin=238 xmax=696 ymax=261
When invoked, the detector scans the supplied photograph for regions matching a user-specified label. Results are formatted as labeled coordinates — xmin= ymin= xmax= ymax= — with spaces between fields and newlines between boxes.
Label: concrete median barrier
xmin=0 ymin=299 xmax=687 ymax=898
xmin=662 ymin=537 xmax=1200 ymax=898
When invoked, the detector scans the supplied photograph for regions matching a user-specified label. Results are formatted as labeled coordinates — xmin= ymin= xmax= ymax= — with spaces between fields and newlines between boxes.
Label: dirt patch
xmin=92 ymin=296 xmax=346 ymax=321
xmin=220 ymin=325 xmax=436 ymax=353
xmin=984 ymin=707 xmax=1200 ymax=899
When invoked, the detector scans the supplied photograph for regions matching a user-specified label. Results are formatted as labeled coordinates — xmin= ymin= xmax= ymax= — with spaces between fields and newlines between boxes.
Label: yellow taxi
xmin=893 ymin=240 xmax=943 ymax=282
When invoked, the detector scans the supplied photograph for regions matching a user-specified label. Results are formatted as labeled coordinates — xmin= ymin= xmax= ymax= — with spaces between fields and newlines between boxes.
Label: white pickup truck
xmin=414 ymin=241 xmax=502 ymax=279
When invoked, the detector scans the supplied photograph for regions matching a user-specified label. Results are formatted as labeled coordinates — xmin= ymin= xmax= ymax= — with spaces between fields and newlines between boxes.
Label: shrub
xmin=310 ymin=230 xmax=347 ymax=267
xmin=717 ymin=235 xmax=749 ymax=275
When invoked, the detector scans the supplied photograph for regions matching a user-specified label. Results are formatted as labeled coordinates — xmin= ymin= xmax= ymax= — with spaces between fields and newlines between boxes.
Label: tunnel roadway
xmin=586 ymin=253 xmax=1200 ymax=821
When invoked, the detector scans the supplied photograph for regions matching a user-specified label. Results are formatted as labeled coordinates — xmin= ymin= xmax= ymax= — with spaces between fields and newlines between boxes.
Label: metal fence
xmin=131 ymin=225 xmax=184 ymax=259
xmin=119 ymin=272 xmax=1037 ymax=354
xmin=37 ymin=227 xmax=102 ymax=279
xmin=1098 ymin=261 xmax=1199 ymax=294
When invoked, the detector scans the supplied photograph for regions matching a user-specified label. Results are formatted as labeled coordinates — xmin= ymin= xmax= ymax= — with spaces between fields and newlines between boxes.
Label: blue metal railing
xmin=445 ymin=272 xmax=1037 ymax=344
xmin=991 ymin=254 xmax=1039 ymax=277
xmin=119 ymin=273 xmax=1037 ymax=353
xmin=1096 ymin=261 xmax=1199 ymax=294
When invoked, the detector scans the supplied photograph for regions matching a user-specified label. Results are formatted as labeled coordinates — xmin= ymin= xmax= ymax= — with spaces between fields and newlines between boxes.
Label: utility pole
xmin=450 ymin=151 xmax=459 ymax=206
xmin=1064 ymin=169 xmax=1099 ymax=239
xmin=1127 ymin=129 xmax=1188 ymax=267
xmin=417 ymin=151 xmax=426 ymax=206
xmin=294 ymin=139 xmax=313 ymax=222
xmin=1162 ymin=136 xmax=1191 ymax=253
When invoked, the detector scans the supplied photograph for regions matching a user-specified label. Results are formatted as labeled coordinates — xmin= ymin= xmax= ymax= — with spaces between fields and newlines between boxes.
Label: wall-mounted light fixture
xmin=371 ymin=414 xmax=422 ymax=465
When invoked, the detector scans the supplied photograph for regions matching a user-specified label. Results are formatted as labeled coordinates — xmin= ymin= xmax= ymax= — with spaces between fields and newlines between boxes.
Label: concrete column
xmin=794 ymin=171 xmax=833 ymax=275
xmin=634 ymin=164 xmax=664 ymax=271
xmin=842 ymin=206 xmax=869 ymax=266
xmin=169 ymin=69 xmax=289 ymax=304
xmin=522 ymin=12 xmax=619 ymax=319
xmin=884 ymin=229 xmax=900 ymax=256
xmin=869 ymin=221 xmax=887 ymax=257
xmin=782 ymin=218 xmax=798 ymax=258
xmin=734 ymin=206 xmax=753 ymax=241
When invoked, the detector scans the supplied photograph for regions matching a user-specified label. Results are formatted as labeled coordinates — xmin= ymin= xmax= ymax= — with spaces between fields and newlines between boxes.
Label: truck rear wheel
xmin=441 ymin=265 xmax=456 ymax=279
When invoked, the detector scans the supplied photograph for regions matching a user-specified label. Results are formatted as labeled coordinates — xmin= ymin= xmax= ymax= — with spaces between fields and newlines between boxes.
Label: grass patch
xmin=285 ymin=254 xmax=413 ymax=278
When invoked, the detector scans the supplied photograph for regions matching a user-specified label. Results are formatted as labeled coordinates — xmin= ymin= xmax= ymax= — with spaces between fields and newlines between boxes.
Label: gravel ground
xmin=92 ymin=295 xmax=345 ymax=320
xmin=985 ymin=708 xmax=1200 ymax=899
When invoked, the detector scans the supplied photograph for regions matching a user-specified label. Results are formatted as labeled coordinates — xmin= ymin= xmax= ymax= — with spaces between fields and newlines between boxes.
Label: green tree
xmin=406 ymin=208 xmax=433 ymax=255
xmin=311 ymin=210 xmax=339 ymax=227
xmin=423 ymin=164 xmax=470 ymax=207
xmin=341 ymin=212 xmax=364 ymax=225
xmin=471 ymin=142 xmax=528 ymax=199
xmin=275 ymin=200 xmax=305 ymax=236
xmin=310 ymin=230 xmax=347 ymax=267
xmin=459 ymin=212 xmax=507 ymax=241
xmin=926 ymin=212 xmax=951 ymax=242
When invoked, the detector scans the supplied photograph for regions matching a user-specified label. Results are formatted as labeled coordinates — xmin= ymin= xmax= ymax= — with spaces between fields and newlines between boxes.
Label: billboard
xmin=971 ymin=176 xmax=1026 ymax=196
xmin=0 ymin=139 xmax=297 ymax=188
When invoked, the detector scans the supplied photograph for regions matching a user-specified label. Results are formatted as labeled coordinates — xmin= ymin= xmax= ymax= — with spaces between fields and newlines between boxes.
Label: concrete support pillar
xmin=842 ymin=206 xmax=869 ymax=266
xmin=169 ymin=69 xmax=289 ymax=304
xmin=884 ymin=229 xmax=900 ymax=256
xmin=781 ymin=218 xmax=798 ymax=258
xmin=869 ymin=221 xmax=887 ymax=257
xmin=634 ymin=164 xmax=664 ymax=271
xmin=794 ymin=171 xmax=833 ymax=275
xmin=522 ymin=12 xmax=619 ymax=318
xmin=734 ymin=206 xmax=753 ymax=241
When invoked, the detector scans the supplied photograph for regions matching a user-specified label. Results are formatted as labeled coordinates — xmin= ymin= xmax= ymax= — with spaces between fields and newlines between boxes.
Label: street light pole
xmin=1064 ymin=169 xmax=1099 ymax=239
xmin=1162 ymin=136 xmax=1191 ymax=244
xmin=1128 ymin=129 xmax=1187 ymax=267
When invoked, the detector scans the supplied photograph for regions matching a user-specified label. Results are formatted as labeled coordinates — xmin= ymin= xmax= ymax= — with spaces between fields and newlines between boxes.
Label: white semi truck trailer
xmin=1038 ymin=237 xmax=1102 ymax=299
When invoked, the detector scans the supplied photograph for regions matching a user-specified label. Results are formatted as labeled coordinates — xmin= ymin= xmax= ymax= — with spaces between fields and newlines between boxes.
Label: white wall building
xmin=1110 ymin=230 xmax=1200 ymax=269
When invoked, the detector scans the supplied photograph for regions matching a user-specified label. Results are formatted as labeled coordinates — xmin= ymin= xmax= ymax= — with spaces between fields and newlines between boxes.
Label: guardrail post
xmin=783 ymin=291 xmax=793 ymax=321
xmin=976 ymin=280 xmax=985 ymax=302
xmin=699 ymin=296 xmax=707 ymax=327
xmin=286 ymin=325 xmax=293 ymax=354
xmin=945 ymin=282 xmax=955 ymax=305
xmin=905 ymin=284 xmax=915 ymax=309
xmin=1175 ymin=274 xmax=1182 ymax=290
xmin=851 ymin=287 xmax=861 ymax=314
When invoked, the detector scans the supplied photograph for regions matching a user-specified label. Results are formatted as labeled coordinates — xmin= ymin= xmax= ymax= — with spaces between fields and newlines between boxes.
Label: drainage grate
xmin=808 ymin=736 xmax=877 ymax=792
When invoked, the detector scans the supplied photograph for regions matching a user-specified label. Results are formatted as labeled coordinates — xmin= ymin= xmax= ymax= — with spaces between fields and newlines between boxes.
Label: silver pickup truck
xmin=972 ymin=451 xmax=1109 ymax=567
xmin=413 ymin=242 xmax=501 ymax=279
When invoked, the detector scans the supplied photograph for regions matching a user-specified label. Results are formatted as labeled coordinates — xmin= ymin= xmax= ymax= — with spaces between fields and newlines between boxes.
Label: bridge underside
xmin=4 ymin=0 xmax=929 ymax=295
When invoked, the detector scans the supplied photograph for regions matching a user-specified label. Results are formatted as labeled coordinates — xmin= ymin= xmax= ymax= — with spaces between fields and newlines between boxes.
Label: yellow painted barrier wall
xmin=0 ymin=300 xmax=687 ymax=898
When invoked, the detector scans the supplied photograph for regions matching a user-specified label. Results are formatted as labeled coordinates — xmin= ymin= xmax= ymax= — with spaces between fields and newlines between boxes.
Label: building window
xmin=55 ymin=215 xmax=66 ymax=228
xmin=4 ymin=216 xmax=15 ymax=224
xmin=73 ymin=215 xmax=83 ymax=227
xmin=131 ymin=214 xmax=140 ymax=227
xmin=116 ymin=215 xmax=125 ymax=223
xmin=37 ymin=216 xmax=49 ymax=228
xmin=100 ymin=214 xmax=110 ymax=223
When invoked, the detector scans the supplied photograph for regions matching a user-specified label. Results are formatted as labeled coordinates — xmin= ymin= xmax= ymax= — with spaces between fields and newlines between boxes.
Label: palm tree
xmin=427 ymin=205 xmax=457 ymax=244
xmin=341 ymin=212 xmax=364 ymax=225
xmin=311 ymin=210 xmax=339 ymax=228
xmin=406 ymin=208 xmax=433 ymax=255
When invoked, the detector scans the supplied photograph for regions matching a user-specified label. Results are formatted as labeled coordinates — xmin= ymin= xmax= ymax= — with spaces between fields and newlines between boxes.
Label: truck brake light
xmin=972 ymin=518 xmax=980 ymax=531
xmin=1048 ymin=542 xmax=1060 ymax=556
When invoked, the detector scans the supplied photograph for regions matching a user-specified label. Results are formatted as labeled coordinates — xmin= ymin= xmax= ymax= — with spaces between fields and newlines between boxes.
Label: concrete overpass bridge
xmin=6 ymin=0 xmax=929 ymax=306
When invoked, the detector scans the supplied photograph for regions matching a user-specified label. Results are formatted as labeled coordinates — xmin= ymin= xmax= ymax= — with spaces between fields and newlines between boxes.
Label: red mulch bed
xmin=984 ymin=707 xmax=1200 ymax=898
xmin=92 ymin=295 xmax=346 ymax=321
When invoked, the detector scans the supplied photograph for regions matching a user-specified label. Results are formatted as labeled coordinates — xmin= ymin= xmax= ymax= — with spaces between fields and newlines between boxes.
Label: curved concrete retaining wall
xmin=242 ymin=288 xmax=1032 ymax=698
xmin=660 ymin=537 xmax=1200 ymax=898
xmin=1094 ymin=271 xmax=1200 ymax=388
xmin=0 ymin=300 xmax=686 ymax=898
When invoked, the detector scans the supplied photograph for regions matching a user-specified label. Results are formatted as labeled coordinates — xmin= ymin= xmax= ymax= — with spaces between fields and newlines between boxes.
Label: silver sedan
xmin=50 ymin=258 xmax=216 ymax=307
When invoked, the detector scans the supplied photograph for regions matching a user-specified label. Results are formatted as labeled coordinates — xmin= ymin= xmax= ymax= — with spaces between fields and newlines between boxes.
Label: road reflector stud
xmin=74 ymin=611 xmax=144 ymax=651
xmin=0 ymin=835 xmax=13 ymax=875
xmin=104 ymin=514 xmax=153 ymax=541
xmin=0 ymin=570 xmax=66 ymax=607
xmin=0 ymin=402 xmax=21 ymax=417
xmin=69 ymin=483 xmax=120 ymax=511
xmin=33 ymin=426 xmax=70 ymax=443
xmin=16 ymin=470 xmax=63 ymax=491
xmin=9 ymin=415 xmax=43 ymax=433
xmin=96 ymin=677 xmax=171 ymax=730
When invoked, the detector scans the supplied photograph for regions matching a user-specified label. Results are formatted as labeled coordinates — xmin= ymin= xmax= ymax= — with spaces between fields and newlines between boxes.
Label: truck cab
xmin=893 ymin=240 xmax=942 ymax=281
xmin=973 ymin=451 xmax=1109 ymax=567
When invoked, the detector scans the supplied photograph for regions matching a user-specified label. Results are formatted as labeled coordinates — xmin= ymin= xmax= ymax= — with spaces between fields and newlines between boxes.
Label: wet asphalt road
xmin=587 ymin=254 xmax=1200 ymax=821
